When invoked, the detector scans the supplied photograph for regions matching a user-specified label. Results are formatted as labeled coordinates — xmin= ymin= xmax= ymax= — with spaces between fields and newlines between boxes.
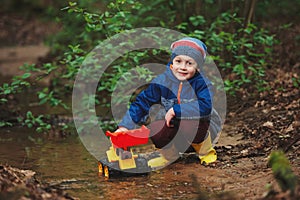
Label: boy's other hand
xmin=115 ymin=127 xmax=128 ymax=132
xmin=165 ymin=108 xmax=175 ymax=127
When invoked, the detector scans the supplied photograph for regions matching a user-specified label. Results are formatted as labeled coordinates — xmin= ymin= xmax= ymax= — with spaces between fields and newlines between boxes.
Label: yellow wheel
xmin=98 ymin=162 xmax=104 ymax=174
xmin=104 ymin=165 xmax=110 ymax=179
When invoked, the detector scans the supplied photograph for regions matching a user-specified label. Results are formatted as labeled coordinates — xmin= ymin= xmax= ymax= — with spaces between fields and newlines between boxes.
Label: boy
xmin=116 ymin=37 xmax=219 ymax=168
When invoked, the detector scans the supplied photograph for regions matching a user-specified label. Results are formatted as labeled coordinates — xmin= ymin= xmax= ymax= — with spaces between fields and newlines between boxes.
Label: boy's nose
xmin=180 ymin=63 xmax=187 ymax=69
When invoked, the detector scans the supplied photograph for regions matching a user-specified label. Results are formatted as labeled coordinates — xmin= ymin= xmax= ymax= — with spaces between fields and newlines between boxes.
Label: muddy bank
xmin=0 ymin=165 xmax=76 ymax=200
xmin=0 ymin=45 xmax=49 ymax=77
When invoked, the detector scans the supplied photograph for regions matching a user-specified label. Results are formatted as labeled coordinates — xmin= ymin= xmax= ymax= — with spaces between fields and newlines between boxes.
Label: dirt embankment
xmin=0 ymin=165 xmax=76 ymax=200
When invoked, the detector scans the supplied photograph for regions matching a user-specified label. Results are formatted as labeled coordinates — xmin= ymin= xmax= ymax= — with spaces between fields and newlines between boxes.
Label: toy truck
xmin=98 ymin=125 xmax=151 ymax=178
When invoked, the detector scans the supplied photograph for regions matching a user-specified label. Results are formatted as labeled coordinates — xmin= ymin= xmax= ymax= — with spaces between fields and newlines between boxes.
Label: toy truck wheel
xmin=98 ymin=162 xmax=104 ymax=175
xmin=104 ymin=165 xmax=110 ymax=178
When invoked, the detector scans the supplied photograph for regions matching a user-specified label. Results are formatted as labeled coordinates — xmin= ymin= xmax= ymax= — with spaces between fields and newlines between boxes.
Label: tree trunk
xmin=244 ymin=0 xmax=257 ymax=27
xmin=194 ymin=0 xmax=202 ymax=16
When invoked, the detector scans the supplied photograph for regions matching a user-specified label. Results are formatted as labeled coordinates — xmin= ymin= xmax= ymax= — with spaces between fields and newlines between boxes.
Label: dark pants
xmin=149 ymin=119 xmax=209 ymax=152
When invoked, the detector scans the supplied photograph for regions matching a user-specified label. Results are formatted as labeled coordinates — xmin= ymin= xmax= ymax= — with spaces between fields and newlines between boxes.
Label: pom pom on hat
xmin=170 ymin=37 xmax=207 ymax=68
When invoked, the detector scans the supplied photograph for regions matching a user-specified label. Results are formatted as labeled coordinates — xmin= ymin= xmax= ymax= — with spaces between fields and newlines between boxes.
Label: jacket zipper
xmin=177 ymin=82 xmax=183 ymax=104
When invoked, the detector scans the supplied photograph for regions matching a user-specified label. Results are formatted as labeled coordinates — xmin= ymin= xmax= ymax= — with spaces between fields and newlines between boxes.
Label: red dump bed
xmin=105 ymin=125 xmax=150 ymax=149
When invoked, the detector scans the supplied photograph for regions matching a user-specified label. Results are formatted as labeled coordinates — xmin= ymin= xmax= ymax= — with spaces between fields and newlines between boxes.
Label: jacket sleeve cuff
xmin=172 ymin=104 xmax=181 ymax=118
xmin=118 ymin=110 xmax=136 ymax=130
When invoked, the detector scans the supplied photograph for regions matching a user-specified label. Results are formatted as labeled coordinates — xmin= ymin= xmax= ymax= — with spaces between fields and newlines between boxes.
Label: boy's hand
xmin=165 ymin=108 xmax=175 ymax=127
xmin=115 ymin=127 xmax=128 ymax=132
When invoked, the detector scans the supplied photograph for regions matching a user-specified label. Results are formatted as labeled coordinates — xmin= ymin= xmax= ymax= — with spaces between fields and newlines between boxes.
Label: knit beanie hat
xmin=170 ymin=37 xmax=207 ymax=68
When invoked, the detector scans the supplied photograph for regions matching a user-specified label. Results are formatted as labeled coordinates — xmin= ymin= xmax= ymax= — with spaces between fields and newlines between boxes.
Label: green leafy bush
xmin=184 ymin=12 xmax=276 ymax=94
xmin=0 ymin=0 xmax=279 ymax=131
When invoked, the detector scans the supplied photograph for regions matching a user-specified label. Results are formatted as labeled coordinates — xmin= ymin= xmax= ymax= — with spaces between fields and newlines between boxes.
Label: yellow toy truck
xmin=98 ymin=125 xmax=151 ymax=178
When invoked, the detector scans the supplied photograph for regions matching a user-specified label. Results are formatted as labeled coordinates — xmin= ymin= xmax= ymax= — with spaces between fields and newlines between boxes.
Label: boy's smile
xmin=171 ymin=55 xmax=198 ymax=81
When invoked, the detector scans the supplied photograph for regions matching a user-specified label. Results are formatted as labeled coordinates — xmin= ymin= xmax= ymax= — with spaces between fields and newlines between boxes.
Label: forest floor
xmin=0 ymin=13 xmax=299 ymax=200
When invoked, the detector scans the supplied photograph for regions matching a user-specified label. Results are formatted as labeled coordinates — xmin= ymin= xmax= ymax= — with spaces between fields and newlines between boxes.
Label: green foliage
xmin=38 ymin=88 xmax=68 ymax=109
xmin=44 ymin=1 xmax=278 ymax=96
xmin=256 ymin=0 xmax=300 ymax=22
xmin=0 ymin=0 xmax=282 ymax=132
xmin=184 ymin=12 xmax=276 ymax=94
xmin=292 ymin=77 xmax=300 ymax=87
xmin=0 ymin=67 xmax=32 ymax=104
xmin=0 ymin=121 xmax=12 ymax=128
xmin=268 ymin=150 xmax=298 ymax=195
xmin=22 ymin=111 xmax=52 ymax=133
xmin=0 ymin=65 xmax=32 ymax=127
xmin=48 ymin=0 xmax=144 ymax=54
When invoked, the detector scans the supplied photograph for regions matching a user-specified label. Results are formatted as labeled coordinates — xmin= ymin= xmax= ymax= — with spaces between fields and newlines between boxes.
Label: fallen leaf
xmin=263 ymin=121 xmax=274 ymax=129
xmin=284 ymin=124 xmax=294 ymax=133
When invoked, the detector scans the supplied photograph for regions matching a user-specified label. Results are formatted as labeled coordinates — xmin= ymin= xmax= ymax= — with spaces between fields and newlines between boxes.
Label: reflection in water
xmin=0 ymin=127 xmax=202 ymax=199
xmin=0 ymin=127 xmax=101 ymax=198
xmin=0 ymin=127 xmax=155 ymax=199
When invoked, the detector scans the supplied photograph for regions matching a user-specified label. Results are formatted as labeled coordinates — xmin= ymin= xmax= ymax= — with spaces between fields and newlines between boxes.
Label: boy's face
xmin=171 ymin=55 xmax=198 ymax=81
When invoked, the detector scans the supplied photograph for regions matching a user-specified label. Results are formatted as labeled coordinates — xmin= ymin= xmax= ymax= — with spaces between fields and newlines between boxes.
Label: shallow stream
xmin=0 ymin=126 xmax=164 ymax=199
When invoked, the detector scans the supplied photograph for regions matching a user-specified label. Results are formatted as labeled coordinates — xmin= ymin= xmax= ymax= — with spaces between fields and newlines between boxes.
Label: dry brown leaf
xmin=262 ymin=121 xmax=274 ymax=129
xmin=284 ymin=124 xmax=294 ymax=133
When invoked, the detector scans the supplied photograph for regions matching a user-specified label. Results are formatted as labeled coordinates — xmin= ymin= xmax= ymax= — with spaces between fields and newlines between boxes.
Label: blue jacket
xmin=119 ymin=62 xmax=213 ymax=130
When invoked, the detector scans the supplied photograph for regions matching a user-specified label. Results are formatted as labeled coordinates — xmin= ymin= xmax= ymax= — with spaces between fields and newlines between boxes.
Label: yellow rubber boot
xmin=191 ymin=132 xmax=217 ymax=165
xmin=147 ymin=155 xmax=169 ymax=169
xmin=148 ymin=145 xmax=178 ymax=169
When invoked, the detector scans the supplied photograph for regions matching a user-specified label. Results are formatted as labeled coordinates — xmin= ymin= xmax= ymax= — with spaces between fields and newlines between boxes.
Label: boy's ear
xmin=170 ymin=64 xmax=173 ymax=69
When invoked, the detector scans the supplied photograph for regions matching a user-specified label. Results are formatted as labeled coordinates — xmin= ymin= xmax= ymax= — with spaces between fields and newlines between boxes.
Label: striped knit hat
xmin=170 ymin=37 xmax=207 ymax=68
